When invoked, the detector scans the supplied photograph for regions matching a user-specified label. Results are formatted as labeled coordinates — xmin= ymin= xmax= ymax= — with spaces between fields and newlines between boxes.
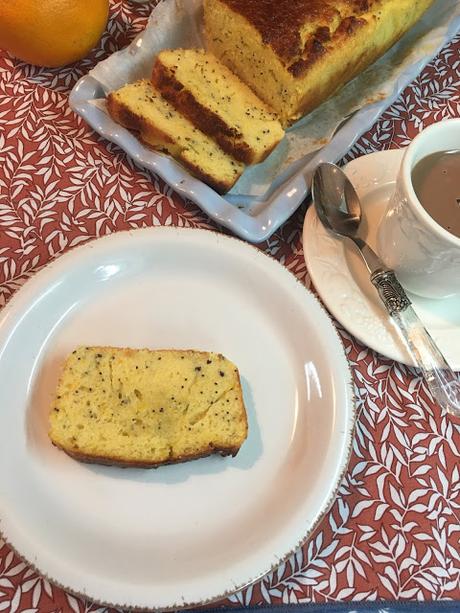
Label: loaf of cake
xmin=49 ymin=347 xmax=248 ymax=468
xmin=107 ymin=79 xmax=244 ymax=193
xmin=151 ymin=48 xmax=285 ymax=164
xmin=204 ymin=0 xmax=435 ymax=126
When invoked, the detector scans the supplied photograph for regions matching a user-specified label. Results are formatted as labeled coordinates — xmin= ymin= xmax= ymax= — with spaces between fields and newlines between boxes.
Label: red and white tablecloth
xmin=0 ymin=2 xmax=459 ymax=611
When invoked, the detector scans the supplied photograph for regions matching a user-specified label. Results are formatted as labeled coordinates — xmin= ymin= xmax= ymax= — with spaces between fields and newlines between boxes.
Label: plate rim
xmin=0 ymin=226 xmax=357 ymax=610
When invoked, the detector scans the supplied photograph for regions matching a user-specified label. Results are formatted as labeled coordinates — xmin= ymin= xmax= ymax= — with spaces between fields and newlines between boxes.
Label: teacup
xmin=377 ymin=118 xmax=460 ymax=299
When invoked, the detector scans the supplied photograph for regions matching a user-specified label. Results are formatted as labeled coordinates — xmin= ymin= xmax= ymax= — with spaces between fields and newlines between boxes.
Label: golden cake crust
xmin=216 ymin=0 xmax=430 ymax=74
xmin=204 ymin=0 xmax=436 ymax=124
xmin=55 ymin=444 xmax=240 ymax=469
xmin=218 ymin=0 xmax=339 ymax=63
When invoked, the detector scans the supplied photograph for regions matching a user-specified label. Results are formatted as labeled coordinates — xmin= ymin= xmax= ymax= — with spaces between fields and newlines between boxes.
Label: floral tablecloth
xmin=1 ymin=2 xmax=460 ymax=611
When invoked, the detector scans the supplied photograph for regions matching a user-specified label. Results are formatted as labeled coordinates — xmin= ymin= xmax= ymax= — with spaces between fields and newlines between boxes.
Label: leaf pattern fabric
xmin=0 ymin=2 xmax=459 ymax=610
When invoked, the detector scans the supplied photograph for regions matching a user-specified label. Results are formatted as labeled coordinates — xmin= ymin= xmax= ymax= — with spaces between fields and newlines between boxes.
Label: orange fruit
xmin=0 ymin=0 xmax=110 ymax=68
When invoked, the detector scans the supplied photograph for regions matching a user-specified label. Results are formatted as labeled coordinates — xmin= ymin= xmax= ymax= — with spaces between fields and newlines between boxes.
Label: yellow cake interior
xmin=49 ymin=347 xmax=248 ymax=466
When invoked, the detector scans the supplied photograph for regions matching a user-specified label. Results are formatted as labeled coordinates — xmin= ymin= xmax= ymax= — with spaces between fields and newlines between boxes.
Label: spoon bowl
xmin=311 ymin=163 xmax=362 ymax=239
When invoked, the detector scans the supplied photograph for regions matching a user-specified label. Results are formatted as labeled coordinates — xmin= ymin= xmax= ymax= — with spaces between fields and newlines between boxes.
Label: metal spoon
xmin=312 ymin=162 xmax=460 ymax=418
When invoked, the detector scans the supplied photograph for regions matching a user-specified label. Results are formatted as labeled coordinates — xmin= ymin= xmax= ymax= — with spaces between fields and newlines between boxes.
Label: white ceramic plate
xmin=0 ymin=227 xmax=355 ymax=610
xmin=303 ymin=148 xmax=460 ymax=370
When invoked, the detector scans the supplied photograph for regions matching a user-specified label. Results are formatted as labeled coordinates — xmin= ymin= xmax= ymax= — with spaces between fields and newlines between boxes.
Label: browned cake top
xmin=220 ymin=0 xmax=379 ymax=72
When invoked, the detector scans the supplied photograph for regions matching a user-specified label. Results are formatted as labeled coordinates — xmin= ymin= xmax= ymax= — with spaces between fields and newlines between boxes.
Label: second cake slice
xmin=107 ymin=79 xmax=244 ymax=193
xmin=152 ymin=48 xmax=285 ymax=165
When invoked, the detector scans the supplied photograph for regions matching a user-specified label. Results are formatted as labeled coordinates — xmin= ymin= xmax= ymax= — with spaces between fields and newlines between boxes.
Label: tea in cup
xmin=377 ymin=119 xmax=460 ymax=299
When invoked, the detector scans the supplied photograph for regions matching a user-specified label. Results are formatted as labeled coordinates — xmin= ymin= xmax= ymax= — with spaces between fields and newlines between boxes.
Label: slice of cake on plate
xmin=49 ymin=346 xmax=248 ymax=467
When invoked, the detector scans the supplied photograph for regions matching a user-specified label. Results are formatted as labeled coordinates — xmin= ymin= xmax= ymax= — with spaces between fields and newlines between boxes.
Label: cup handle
xmin=371 ymin=270 xmax=460 ymax=417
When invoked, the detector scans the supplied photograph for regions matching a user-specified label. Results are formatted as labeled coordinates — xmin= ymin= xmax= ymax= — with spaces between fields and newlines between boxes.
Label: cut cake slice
xmin=107 ymin=79 xmax=244 ymax=193
xmin=151 ymin=48 xmax=285 ymax=164
xmin=49 ymin=346 xmax=248 ymax=468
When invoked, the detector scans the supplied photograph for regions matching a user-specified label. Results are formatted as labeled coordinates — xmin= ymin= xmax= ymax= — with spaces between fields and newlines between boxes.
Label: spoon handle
xmin=371 ymin=270 xmax=460 ymax=417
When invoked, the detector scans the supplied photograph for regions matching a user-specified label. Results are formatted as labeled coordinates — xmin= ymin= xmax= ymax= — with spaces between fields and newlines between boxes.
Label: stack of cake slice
xmin=107 ymin=49 xmax=285 ymax=193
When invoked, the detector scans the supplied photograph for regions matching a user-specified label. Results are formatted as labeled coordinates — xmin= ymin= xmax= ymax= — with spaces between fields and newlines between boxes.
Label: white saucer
xmin=303 ymin=148 xmax=460 ymax=370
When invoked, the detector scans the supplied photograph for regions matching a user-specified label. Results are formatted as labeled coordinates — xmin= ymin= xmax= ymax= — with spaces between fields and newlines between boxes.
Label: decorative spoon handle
xmin=371 ymin=269 xmax=460 ymax=417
